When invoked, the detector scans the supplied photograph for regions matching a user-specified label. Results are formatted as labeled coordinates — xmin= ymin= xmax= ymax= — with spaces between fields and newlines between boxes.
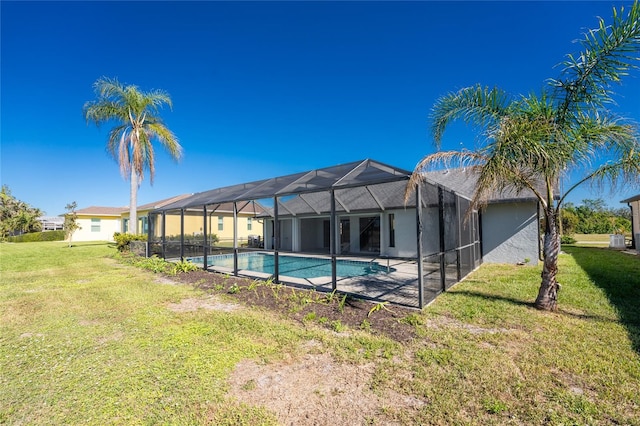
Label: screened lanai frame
xmin=147 ymin=159 xmax=481 ymax=308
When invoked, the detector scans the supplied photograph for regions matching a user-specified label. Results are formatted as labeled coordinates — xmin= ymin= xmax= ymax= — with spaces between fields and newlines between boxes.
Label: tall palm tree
xmin=408 ymin=1 xmax=640 ymax=310
xmin=84 ymin=77 xmax=182 ymax=234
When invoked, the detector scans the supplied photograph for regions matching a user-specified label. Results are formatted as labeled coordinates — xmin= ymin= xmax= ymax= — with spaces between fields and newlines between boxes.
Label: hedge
xmin=7 ymin=230 xmax=66 ymax=242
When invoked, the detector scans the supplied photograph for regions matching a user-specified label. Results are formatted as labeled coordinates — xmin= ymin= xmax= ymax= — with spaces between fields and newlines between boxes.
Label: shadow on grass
xmin=450 ymin=289 xmax=624 ymax=325
xmin=563 ymin=245 xmax=640 ymax=354
xmin=448 ymin=290 xmax=535 ymax=309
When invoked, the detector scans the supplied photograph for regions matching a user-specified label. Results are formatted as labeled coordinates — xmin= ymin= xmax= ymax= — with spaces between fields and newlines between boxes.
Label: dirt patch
xmin=167 ymin=295 xmax=240 ymax=313
xmin=153 ymin=269 xmax=424 ymax=424
xmin=169 ymin=270 xmax=418 ymax=342
xmin=227 ymin=343 xmax=426 ymax=425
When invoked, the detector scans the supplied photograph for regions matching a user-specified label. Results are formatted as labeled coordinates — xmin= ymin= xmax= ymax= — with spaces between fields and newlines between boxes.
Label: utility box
xmin=609 ymin=234 xmax=626 ymax=248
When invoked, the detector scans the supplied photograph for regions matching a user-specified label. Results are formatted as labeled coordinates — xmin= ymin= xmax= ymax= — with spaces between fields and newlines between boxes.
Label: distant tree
xmin=564 ymin=198 xmax=632 ymax=234
xmin=611 ymin=206 xmax=632 ymax=221
xmin=83 ymin=77 xmax=182 ymax=234
xmin=64 ymin=202 xmax=81 ymax=247
xmin=407 ymin=2 xmax=640 ymax=311
xmin=0 ymin=185 xmax=42 ymax=239
xmin=560 ymin=205 xmax=580 ymax=235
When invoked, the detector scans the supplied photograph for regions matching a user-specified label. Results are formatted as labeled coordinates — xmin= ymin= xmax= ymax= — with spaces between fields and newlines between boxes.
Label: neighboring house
xmin=151 ymin=201 xmax=267 ymax=244
xmin=72 ymin=207 xmax=124 ymax=242
xmin=69 ymin=194 xmax=265 ymax=243
xmin=70 ymin=195 xmax=191 ymax=242
xmin=38 ymin=216 xmax=64 ymax=231
xmin=120 ymin=194 xmax=192 ymax=234
xmin=621 ymin=194 xmax=639 ymax=250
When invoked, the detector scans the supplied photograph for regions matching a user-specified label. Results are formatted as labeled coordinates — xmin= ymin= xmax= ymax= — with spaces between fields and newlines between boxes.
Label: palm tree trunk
xmin=129 ymin=168 xmax=138 ymax=235
xmin=535 ymin=208 xmax=560 ymax=310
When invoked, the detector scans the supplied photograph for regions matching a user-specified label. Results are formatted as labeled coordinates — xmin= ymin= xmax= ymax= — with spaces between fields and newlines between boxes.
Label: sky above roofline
xmin=2 ymin=1 xmax=638 ymax=215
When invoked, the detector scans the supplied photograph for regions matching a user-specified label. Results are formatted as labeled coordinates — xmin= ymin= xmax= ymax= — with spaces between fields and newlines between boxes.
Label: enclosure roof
xmin=153 ymin=159 xmax=412 ymax=212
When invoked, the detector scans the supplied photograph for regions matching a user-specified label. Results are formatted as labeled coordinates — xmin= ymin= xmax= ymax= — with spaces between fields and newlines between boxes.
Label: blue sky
xmin=2 ymin=1 xmax=639 ymax=216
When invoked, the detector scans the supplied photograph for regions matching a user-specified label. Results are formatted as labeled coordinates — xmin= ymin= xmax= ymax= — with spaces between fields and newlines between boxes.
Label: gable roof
xmin=137 ymin=194 xmax=192 ymax=211
xmin=75 ymin=206 xmax=126 ymax=216
xmin=73 ymin=194 xmax=192 ymax=217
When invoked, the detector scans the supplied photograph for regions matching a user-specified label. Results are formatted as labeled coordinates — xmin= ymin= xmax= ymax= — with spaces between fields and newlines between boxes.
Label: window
xmin=247 ymin=217 xmax=252 ymax=231
xmin=91 ymin=218 xmax=101 ymax=232
xmin=389 ymin=214 xmax=395 ymax=247
xmin=218 ymin=216 xmax=224 ymax=231
xmin=123 ymin=218 xmax=129 ymax=233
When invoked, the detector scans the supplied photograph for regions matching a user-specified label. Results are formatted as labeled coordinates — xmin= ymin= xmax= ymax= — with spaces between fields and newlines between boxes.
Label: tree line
xmin=0 ymin=185 xmax=80 ymax=242
xmin=561 ymin=199 xmax=631 ymax=235
xmin=0 ymin=185 xmax=42 ymax=239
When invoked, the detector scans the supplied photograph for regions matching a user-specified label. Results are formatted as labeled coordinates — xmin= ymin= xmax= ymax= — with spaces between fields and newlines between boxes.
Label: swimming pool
xmin=187 ymin=252 xmax=392 ymax=279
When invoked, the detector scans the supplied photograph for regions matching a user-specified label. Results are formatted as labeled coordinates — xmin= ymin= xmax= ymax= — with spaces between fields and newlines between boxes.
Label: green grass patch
xmin=1 ymin=242 xmax=639 ymax=425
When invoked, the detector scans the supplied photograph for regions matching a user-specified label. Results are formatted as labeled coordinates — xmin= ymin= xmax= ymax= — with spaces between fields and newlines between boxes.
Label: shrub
xmin=169 ymin=259 xmax=200 ymax=275
xmin=7 ymin=230 xmax=65 ymax=243
xmin=113 ymin=232 xmax=147 ymax=252
xmin=136 ymin=255 xmax=171 ymax=273
xmin=561 ymin=234 xmax=577 ymax=244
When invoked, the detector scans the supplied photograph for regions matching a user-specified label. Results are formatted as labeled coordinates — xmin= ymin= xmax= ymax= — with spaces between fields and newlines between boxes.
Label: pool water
xmin=188 ymin=252 xmax=391 ymax=279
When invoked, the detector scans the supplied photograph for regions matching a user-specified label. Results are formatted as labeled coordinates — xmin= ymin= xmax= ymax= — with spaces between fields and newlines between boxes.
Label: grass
xmin=571 ymin=233 xmax=632 ymax=248
xmin=1 ymin=241 xmax=639 ymax=425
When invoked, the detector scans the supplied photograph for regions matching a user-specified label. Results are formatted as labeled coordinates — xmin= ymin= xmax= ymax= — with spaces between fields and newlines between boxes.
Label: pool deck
xmin=203 ymin=253 xmax=445 ymax=309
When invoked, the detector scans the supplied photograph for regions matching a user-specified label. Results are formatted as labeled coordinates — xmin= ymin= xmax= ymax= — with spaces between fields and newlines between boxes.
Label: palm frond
xmin=84 ymin=76 xmax=180 ymax=186
xmin=429 ymin=84 xmax=511 ymax=147
xmin=552 ymin=1 xmax=640 ymax=114
xmin=146 ymin=122 xmax=182 ymax=159
xmin=404 ymin=150 xmax=487 ymax=204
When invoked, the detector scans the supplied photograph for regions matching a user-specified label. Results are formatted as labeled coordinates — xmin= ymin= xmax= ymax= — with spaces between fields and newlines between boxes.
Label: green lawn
xmin=1 ymin=241 xmax=638 ymax=425
xmin=572 ymin=233 xmax=632 ymax=248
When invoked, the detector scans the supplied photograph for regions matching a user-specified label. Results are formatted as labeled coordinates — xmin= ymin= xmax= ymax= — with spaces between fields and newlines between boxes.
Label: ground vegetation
xmin=0 ymin=185 xmax=42 ymax=239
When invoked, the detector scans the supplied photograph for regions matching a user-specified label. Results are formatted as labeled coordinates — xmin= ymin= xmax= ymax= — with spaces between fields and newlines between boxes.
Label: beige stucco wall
xmin=71 ymin=215 xmax=121 ymax=242
xmin=149 ymin=212 xmax=263 ymax=242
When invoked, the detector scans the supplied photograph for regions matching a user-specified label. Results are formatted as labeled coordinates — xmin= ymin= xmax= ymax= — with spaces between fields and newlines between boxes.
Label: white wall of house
xmin=481 ymin=202 xmax=539 ymax=265
xmin=71 ymin=216 xmax=121 ymax=242
xmin=384 ymin=209 xmax=417 ymax=257
xmin=261 ymin=202 xmax=540 ymax=265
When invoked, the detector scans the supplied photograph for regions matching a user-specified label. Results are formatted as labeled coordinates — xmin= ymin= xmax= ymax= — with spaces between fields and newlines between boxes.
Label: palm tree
xmin=83 ymin=77 xmax=182 ymax=234
xmin=407 ymin=1 xmax=640 ymax=311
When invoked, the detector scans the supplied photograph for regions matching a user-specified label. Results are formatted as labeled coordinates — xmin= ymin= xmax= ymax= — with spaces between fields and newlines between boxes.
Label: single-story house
xmin=70 ymin=195 xmax=192 ymax=242
xmin=621 ymin=194 xmax=639 ymax=250
xmin=69 ymin=194 xmax=265 ymax=243
xmin=147 ymin=159 xmax=544 ymax=308
xmin=72 ymin=206 xmax=125 ymax=242
xmin=38 ymin=216 xmax=64 ymax=231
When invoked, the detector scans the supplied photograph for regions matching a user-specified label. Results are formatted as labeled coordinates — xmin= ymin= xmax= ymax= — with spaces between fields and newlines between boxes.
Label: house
xmin=423 ymin=168 xmax=541 ymax=265
xmin=69 ymin=194 xmax=265 ymax=244
xmin=147 ymin=159 xmax=543 ymax=308
xmin=72 ymin=206 xmax=124 ymax=242
xmin=38 ymin=216 xmax=64 ymax=231
xmin=120 ymin=194 xmax=192 ymax=234
xmin=621 ymin=194 xmax=639 ymax=250
xmin=69 ymin=195 xmax=192 ymax=242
